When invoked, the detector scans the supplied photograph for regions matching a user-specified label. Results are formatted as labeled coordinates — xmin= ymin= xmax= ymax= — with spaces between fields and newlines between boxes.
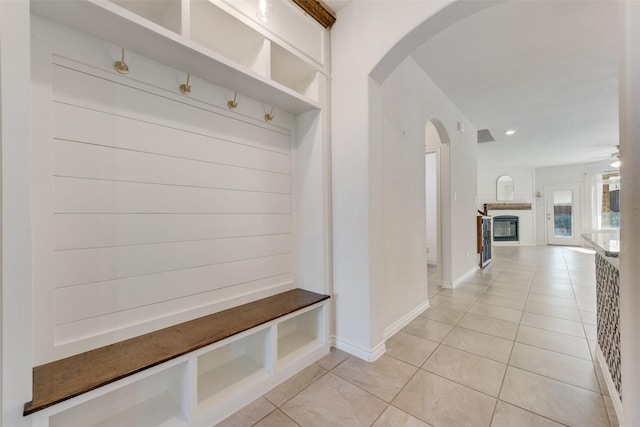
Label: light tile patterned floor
xmin=217 ymin=246 xmax=619 ymax=427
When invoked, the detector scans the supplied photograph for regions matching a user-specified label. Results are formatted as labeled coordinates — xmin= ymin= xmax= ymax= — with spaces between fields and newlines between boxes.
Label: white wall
xmin=619 ymin=5 xmax=640 ymax=423
xmin=478 ymin=167 xmax=534 ymax=204
xmin=331 ymin=0 xmax=492 ymax=359
xmin=379 ymin=56 xmax=478 ymax=347
xmin=1 ymin=2 xmax=33 ymax=425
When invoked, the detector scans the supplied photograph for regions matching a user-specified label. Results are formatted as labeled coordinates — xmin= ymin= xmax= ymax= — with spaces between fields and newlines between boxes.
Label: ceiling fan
xmin=587 ymin=144 xmax=620 ymax=168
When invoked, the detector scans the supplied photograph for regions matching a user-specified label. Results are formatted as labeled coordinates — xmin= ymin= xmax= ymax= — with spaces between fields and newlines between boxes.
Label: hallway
xmin=218 ymin=246 xmax=617 ymax=427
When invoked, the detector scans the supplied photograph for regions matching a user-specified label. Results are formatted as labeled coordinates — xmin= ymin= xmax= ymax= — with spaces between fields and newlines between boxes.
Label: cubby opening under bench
xmin=23 ymin=288 xmax=330 ymax=427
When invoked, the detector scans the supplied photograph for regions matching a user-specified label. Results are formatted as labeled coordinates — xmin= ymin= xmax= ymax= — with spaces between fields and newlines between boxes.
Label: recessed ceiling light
xmin=505 ymin=130 xmax=517 ymax=136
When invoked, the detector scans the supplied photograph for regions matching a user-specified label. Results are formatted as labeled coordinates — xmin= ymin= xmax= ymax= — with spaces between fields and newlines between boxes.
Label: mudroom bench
xmin=24 ymin=289 xmax=330 ymax=427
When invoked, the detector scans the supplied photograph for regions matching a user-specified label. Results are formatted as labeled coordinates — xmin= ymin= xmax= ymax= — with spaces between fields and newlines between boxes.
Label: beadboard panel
xmin=55 ymin=253 xmax=292 ymax=324
xmin=54 ymin=234 xmax=292 ymax=287
xmin=54 ymin=177 xmax=291 ymax=214
xmin=54 ymin=139 xmax=291 ymax=194
xmin=32 ymin=29 xmax=296 ymax=362
xmin=53 ymin=102 xmax=292 ymax=174
xmin=54 ymin=213 xmax=291 ymax=250
xmin=54 ymin=273 xmax=292 ymax=347
xmin=52 ymin=63 xmax=291 ymax=152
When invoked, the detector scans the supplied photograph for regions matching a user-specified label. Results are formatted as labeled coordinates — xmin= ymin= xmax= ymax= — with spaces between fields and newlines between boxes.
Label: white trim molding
xmin=332 ymin=336 xmax=386 ymax=362
xmin=331 ymin=299 xmax=430 ymax=362
xmin=596 ymin=344 xmax=623 ymax=427
xmin=441 ymin=266 xmax=479 ymax=289
xmin=383 ymin=300 xmax=430 ymax=341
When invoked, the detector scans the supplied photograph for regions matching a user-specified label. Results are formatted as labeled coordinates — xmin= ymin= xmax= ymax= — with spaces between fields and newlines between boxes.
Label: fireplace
xmin=493 ymin=215 xmax=519 ymax=242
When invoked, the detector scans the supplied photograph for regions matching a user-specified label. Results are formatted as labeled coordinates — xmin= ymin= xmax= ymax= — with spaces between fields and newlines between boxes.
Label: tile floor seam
xmin=257 ymin=409 xmax=302 ymax=427
xmin=517 ymin=322 xmax=588 ymax=339
xmin=451 ymin=324 xmax=516 ymax=344
xmin=250 ymin=405 xmax=278 ymax=427
xmin=495 ymin=399 xmax=572 ymax=427
xmin=367 ymin=404 xmax=391 ymax=427
xmin=521 ymin=308 xmax=583 ymax=323
xmin=490 ymin=276 xmax=526 ymax=426
xmin=417 ymin=364 xmax=504 ymax=401
xmin=423 ymin=342 xmax=508 ymax=371
xmin=503 ymin=365 xmax=612 ymax=426
xmin=328 ymin=360 xmax=416 ymax=405
xmin=506 ymin=357 xmax=605 ymax=394
xmin=264 ymin=365 xmax=331 ymax=409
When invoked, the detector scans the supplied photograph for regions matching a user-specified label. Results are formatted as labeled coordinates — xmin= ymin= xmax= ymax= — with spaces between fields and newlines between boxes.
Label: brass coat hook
xmin=180 ymin=73 xmax=191 ymax=95
xmin=264 ymin=106 xmax=274 ymax=122
xmin=114 ymin=48 xmax=129 ymax=74
xmin=228 ymin=92 xmax=239 ymax=110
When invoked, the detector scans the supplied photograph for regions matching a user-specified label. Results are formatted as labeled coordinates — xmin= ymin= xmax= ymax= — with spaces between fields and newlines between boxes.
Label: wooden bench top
xmin=24 ymin=288 xmax=329 ymax=415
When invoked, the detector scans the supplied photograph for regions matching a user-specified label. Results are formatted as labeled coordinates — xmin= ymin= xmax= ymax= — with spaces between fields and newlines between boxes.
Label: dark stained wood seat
xmin=24 ymin=288 xmax=329 ymax=415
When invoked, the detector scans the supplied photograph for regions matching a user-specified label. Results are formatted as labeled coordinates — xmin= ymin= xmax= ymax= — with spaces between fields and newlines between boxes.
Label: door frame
xmin=545 ymin=183 xmax=582 ymax=246
xmin=425 ymin=148 xmax=441 ymax=286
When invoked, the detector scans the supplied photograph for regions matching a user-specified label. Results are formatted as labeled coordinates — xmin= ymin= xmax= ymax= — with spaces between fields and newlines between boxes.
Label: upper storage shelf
xmin=31 ymin=0 xmax=323 ymax=114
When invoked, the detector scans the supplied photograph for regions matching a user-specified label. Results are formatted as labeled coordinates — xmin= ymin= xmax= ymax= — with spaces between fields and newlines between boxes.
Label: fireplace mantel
xmin=485 ymin=203 xmax=532 ymax=211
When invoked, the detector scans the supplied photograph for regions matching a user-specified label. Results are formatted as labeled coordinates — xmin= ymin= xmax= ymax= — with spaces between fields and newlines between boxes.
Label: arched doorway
xmin=424 ymin=120 xmax=450 ymax=290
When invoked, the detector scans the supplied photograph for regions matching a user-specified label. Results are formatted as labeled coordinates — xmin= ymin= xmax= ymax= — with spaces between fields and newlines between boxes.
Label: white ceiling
xmin=322 ymin=0 xmax=350 ymax=15
xmin=411 ymin=1 xmax=620 ymax=168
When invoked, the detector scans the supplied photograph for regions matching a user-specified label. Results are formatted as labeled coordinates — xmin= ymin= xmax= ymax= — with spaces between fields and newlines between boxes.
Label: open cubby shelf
xmin=49 ymin=363 xmax=189 ymax=427
xmin=28 ymin=289 xmax=329 ymax=426
xmin=278 ymin=306 xmax=324 ymax=367
xmin=197 ymin=328 xmax=271 ymax=413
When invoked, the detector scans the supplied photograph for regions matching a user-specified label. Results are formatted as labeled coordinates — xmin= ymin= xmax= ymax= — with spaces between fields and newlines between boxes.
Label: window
xmin=594 ymin=173 xmax=620 ymax=230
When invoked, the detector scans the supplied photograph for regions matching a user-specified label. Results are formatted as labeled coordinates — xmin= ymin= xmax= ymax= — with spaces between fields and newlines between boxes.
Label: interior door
xmin=546 ymin=184 xmax=582 ymax=246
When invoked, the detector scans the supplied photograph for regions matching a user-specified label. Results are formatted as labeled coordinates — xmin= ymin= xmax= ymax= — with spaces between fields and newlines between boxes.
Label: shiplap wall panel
xmin=54 ymin=253 xmax=292 ymax=324
xmin=54 ymin=178 xmax=291 ymax=214
xmin=53 ymin=64 xmax=290 ymax=151
xmin=54 ymin=213 xmax=291 ymax=249
xmin=54 ymin=234 xmax=292 ymax=287
xmin=54 ymin=103 xmax=292 ymax=174
xmin=54 ymin=140 xmax=291 ymax=194
xmin=54 ymin=273 xmax=292 ymax=346
xmin=43 ymin=59 xmax=294 ymax=355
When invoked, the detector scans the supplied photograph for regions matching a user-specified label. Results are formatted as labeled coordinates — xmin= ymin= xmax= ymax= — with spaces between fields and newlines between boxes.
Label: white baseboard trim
xmin=383 ymin=300 xmax=430 ymax=341
xmin=330 ymin=300 xmax=430 ymax=363
xmin=332 ymin=336 xmax=386 ymax=362
xmin=441 ymin=266 xmax=480 ymax=289
xmin=596 ymin=345 xmax=623 ymax=427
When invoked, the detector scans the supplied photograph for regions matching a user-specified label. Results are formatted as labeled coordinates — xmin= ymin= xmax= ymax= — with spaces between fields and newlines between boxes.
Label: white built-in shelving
xmin=31 ymin=0 xmax=326 ymax=113
xmin=188 ymin=0 xmax=270 ymax=77
xmin=278 ymin=306 xmax=324 ymax=367
xmin=33 ymin=301 xmax=328 ymax=427
xmin=49 ymin=363 xmax=190 ymax=427
xmin=196 ymin=328 xmax=271 ymax=414
xmin=24 ymin=0 xmax=331 ymax=425
xmin=110 ymin=0 xmax=182 ymax=34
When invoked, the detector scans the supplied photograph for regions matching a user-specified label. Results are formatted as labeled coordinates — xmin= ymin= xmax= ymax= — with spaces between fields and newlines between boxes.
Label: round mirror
xmin=496 ymin=175 xmax=514 ymax=201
